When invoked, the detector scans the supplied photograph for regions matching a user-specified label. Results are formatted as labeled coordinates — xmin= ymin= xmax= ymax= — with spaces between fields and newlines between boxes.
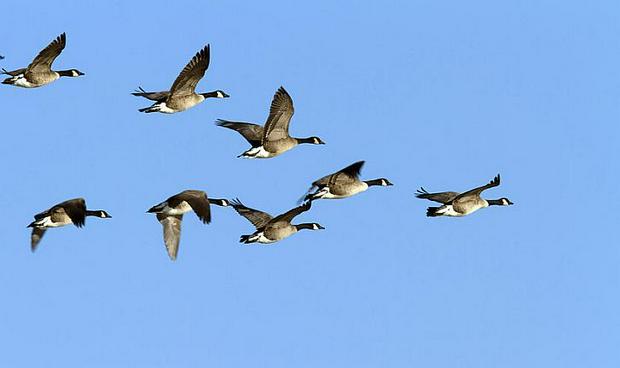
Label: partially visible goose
xmin=304 ymin=161 xmax=392 ymax=202
xmin=147 ymin=190 xmax=229 ymax=260
xmin=27 ymin=198 xmax=111 ymax=252
xmin=216 ymin=86 xmax=325 ymax=158
xmin=132 ymin=45 xmax=229 ymax=114
xmin=416 ymin=174 xmax=513 ymax=217
xmin=2 ymin=33 xmax=84 ymax=88
xmin=230 ymin=199 xmax=324 ymax=244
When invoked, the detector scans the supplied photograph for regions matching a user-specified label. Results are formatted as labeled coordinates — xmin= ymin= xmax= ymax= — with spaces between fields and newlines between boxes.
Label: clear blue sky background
xmin=1 ymin=1 xmax=618 ymax=367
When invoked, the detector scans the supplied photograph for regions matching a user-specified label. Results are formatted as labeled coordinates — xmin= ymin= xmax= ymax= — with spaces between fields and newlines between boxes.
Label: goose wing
xmin=454 ymin=174 xmax=501 ymax=201
xmin=157 ymin=214 xmax=182 ymax=261
xmin=313 ymin=161 xmax=365 ymax=188
xmin=262 ymin=87 xmax=295 ymax=142
xmin=30 ymin=227 xmax=47 ymax=252
xmin=131 ymin=87 xmax=170 ymax=102
xmin=27 ymin=33 xmax=66 ymax=73
xmin=2 ymin=67 xmax=27 ymax=76
xmin=415 ymin=188 xmax=460 ymax=204
xmin=169 ymin=190 xmax=211 ymax=224
xmin=230 ymin=199 xmax=273 ymax=229
xmin=55 ymin=198 xmax=87 ymax=227
xmin=216 ymin=119 xmax=264 ymax=147
xmin=169 ymin=45 xmax=210 ymax=96
xmin=270 ymin=201 xmax=312 ymax=224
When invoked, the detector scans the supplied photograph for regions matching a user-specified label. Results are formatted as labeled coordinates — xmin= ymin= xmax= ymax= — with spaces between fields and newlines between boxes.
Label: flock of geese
xmin=3 ymin=33 xmax=514 ymax=261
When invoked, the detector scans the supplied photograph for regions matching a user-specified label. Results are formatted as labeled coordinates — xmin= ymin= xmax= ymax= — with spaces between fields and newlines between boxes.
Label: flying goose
xmin=2 ymin=33 xmax=84 ymax=88
xmin=147 ymin=190 xmax=229 ymax=260
xmin=132 ymin=45 xmax=229 ymax=114
xmin=304 ymin=161 xmax=392 ymax=202
xmin=230 ymin=199 xmax=324 ymax=244
xmin=216 ymin=86 xmax=325 ymax=158
xmin=416 ymin=174 xmax=513 ymax=217
xmin=27 ymin=198 xmax=111 ymax=252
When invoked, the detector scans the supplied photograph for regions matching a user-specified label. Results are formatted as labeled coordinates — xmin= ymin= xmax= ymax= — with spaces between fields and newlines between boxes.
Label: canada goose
xmin=304 ymin=161 xmax=392 ymax=202
xmin=230 ymin=199 xmax=324 ymax=244
xmin=132 ymin=45 xmax=229 ymax=114
xmin=2 ymin=33 xmax=84 ymax=88
xmin=216 ymin=86 xmax=325 ymax=158
xmin=27 ymin=198 xmax=111 ymax=252
xmin=416 ymin=174 xmax=513 ymax=217
xmin=147 ymin=190 xmax=229 ymax=260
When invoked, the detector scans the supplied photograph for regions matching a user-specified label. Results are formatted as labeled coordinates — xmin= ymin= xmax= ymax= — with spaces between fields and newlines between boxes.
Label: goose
xmin=27 ymin=198 xmax=111 ymax=252
xmin=147 ymin=190 xmax=229 ymax=260
xmin=216 ymin=86 xmax=325 ymax=158
xmin=2 ymin=33 xmax=84 ymax=88
xmin=416 ymin=174 xmax=513 ymax=217
xmin=230 ymin=199 xmax=324 ymax=244
xmin=132 ymin=45 xmax=229 ymax=114
xmin=304 ymin=161 xmax=392 ymax=202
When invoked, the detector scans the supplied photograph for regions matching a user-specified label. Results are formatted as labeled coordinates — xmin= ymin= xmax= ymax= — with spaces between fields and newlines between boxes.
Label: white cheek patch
xmin=217 ymin=91 xmax=224 ymax=98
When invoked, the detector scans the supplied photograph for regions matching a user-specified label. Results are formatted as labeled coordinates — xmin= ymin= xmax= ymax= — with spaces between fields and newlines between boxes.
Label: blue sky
xmin=1 ymin=0 xmax=618 ymax=367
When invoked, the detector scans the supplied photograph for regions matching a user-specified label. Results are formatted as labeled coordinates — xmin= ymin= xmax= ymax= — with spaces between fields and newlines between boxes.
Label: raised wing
xmin=27 ymin=33 xmax=66 ymax=73
xmin=263 ymin=86 xmax=295 ymax=142
xmin=157 ymin=214 xmax=182 ymax=261
xmin=454 ymin=174 xmax=501 ymax=201
xmin=169 ymin=44 xmax=210 ymax=96
xmin=271 ymin=201 xmax=311 ymax=224
xmin=131 ymin=86 xmax=170 ymax=102
xmin=415 ymin=188 xmax=460 ymax=204
xmin=313 ymin=161 xmax=365 ymax=188
xmin=216 ymin=119 xmax=264 ymax=147
xmin=230 ymin=198 xmax=273 ymax=229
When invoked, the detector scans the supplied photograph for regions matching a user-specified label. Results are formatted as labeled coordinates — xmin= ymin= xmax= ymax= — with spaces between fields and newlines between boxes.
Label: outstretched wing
xmin=271 ymin=201 xmax=311 ymax=224
xmin=454 ymin=174 xmax=501 ymax=201
xmin=216 ymin=119 xmax=264 ymax=147
xmin=230 ymin=199 xmax=273 ymax=229
xmin=169 ymin=45 xmax=210 ymax=96
xmin=263 ymin=86 xmax=295 ymax=142
xmin=415 ymin=188 xmax=460 ymax=204
xmin=157 ymin=214 xmax=182 ymax=261
xmin=28 ymin=33 xmax=66 ymax=73
xmin=2 ymin=67 xmax=27 ymax=76
xmin=131 ymin=87 xmax=170 ymax=102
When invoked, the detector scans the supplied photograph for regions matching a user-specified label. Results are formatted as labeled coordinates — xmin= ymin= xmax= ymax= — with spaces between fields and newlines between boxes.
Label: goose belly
xmin=263 ymin=224 xmax=297 ymax=242
xmin=323 ymin=182 xmax=368 ymax=199
xmin=166 ymin=95 xmax=204 ymax=112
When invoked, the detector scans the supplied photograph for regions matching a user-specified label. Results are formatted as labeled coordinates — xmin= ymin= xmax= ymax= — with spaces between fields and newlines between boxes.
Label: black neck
xmin=296 ymin=137 xmax=315 ymax=144
xmin=85 ymin=210 xmax=102 ymax=217
xmin=57 ymin=70 xmax=75 ymax=77
xmin=364 ymin=179 xmax=384 ymax=187
xmin=486 ymin=199 xmax=503 ymax=206
xmin=208 ymin=198 xmax=228 ymax=207
xmin=201 ymin=91 xmax=220 ymax=98
xmin=295 ymin=223 xmax=315 ymax=230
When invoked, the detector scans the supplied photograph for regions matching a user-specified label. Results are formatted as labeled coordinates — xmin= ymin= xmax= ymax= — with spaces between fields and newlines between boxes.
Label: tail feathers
xmin=147 ymin=203 xmax=165 ymax=213
xmin=139 ymin=106 xmax=156 ymax=113
xmin=239 ymin=235 xmax=251 ymax=243
xmin=426 ymin=206 xmax=443 ymax=217
xmin=2 ymin=77 xmax=14 ymax=85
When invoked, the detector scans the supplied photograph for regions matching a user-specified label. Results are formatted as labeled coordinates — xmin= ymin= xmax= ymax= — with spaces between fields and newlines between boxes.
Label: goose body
xmin=148 ymin=190 xmax=229 ymax=260
xmin=305 ymin=161 xmax=392 ymax=201
xmin=132 ymin=45 xmax=228 ymax=114
xmin=27 ymin=198 xmax=111 ymax=252
xmin=216 ymin=86 xmax=324 ymax=158
xmin=416 ymin=174 xmax=513 ymax=217
xmin=2 ymin=33 xmax=84 ymax=88
xmin=230 ymin=199 xmax=324 ymax=244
